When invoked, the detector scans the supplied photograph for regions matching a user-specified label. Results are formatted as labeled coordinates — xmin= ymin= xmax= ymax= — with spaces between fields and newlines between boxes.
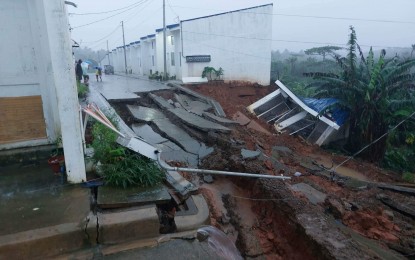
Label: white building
xmin=108 ymin=4 xmax=273 ymax=85
xmin=0 ymin=0 xmax=86 ymax=183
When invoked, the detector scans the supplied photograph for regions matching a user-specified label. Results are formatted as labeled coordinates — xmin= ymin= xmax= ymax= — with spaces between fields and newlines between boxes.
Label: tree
xmin=304 ymin=45 xmax=343 ymax=60
xmin=309 ymin=26 xmax=415 ymax=162
xmin=286 ymin=56 xmax=298 ymax=74
xmin=411 ymin=44 xmax=415 ymax=58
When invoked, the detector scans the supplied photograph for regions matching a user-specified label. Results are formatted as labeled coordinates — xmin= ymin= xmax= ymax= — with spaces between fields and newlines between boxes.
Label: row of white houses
xmin=107 ymin=4 xmax=273 ymax=85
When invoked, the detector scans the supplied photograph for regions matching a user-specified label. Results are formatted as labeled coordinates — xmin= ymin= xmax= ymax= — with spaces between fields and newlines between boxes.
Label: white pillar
xmin=43 ymin=0 xmax=86 ymax=183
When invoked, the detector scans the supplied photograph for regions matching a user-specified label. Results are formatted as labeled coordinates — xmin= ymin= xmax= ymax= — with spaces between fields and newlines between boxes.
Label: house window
xmin=171 ymin=52 xmax=175 ymax=66
xmin=170 ymin=36 xmax=174 ymax=46
xmin=151 ymin=41 xmax=154 ymax=49
xmin=152 ymin=55 xmax=154 ymax=66
xmin=179 ymin=52 xmax=181 ymax=67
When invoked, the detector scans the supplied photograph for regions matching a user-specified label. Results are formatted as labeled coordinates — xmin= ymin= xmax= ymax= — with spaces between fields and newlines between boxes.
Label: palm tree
xmin=309 ymin=26 xmax=415 ymax=162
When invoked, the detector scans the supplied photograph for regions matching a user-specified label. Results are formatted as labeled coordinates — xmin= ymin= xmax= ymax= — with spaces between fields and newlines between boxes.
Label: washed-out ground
xmin=110 ymin=78 xmax=415 ymax=259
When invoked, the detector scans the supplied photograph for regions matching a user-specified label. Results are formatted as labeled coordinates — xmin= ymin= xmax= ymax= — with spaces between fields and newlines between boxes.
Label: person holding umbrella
xmin=95 ymin=66 xmax=102 ymax=82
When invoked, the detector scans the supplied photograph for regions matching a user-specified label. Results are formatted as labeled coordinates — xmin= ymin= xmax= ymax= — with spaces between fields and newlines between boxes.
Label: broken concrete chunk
xmin=131 ymin=123 xmax=168 ymax=145
xmin=196 ymin=229 xmax=209 ymax=242
xmin=271 ymin=146 xmax=293 ymax=159
xmin=188 ymin=101 xmax=212 ymax=116
xmin=325 ymin=197 xmax=345 ymax=219
xmin=165 ymin=171 xmax=198 ymax=197
xmin=241 ymin=149 xmax=261 ymax=160
xmin=291 ymin=183 xmax=327 ymax=205
xmin=232 ymin=111 xmax=251 ymax=126
xmin=149 ymin=93 xmax=175 ymax=109
xmin=203 ymin=175 xmax=214 ymax=184
xmin=152 ymin=118 xmax=201 ymax=154
xmin=169 ymin=107 xmax=231 ymax=133
xmin=198 ymin=143 xmax=214 ymax=160
xmin=127 ymin=105 xmax=166 ymax=122
xmin=247 ymin=120 xmax=272 ymax=136
xmin=101 ymin=90 xmax=140 ymax=101
xmin=383 ymin=210 xmax=394 ymax=221
xmin=209 ymin=99 xmax=226 ymax=117
xmin=220 ymin=213 xmax=231 ymax=224
xmin=203 ymin=112 xmax=238 ymax=125
xmin=97 ymin=185 xmax=171 ymax=209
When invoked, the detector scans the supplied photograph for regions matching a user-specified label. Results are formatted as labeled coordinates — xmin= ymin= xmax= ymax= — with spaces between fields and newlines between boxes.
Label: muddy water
xmin=310 ymin=154 xmax=370 ymax=181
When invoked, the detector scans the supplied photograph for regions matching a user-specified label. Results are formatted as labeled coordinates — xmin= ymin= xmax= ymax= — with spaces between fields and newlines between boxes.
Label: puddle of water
xmin=310 ymin=155 xmax=369 ymax=182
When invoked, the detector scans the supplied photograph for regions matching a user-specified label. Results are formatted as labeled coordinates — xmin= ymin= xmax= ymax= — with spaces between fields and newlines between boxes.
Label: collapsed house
xmin=247 ymin=80 xmax=349 ymax=146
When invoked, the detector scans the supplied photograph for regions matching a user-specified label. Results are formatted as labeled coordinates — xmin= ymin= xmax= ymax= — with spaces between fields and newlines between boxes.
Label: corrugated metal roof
xmin=301 ymin=98 xmax=349 ymax=126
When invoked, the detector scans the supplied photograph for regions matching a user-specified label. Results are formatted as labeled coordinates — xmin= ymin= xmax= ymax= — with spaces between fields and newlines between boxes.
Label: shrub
xmin=100 ymin=152 xmax=165 ymax=188
xmin=91 ymin=117 xmax=165 ymax=188
xmin=77 ymin=81 xmax=88 ymax=98
xmin=402 ymin=172 xmax=414 ymax=183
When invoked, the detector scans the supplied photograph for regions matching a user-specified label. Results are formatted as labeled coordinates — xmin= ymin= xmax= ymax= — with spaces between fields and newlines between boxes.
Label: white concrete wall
xmin=156 ymin=32 xmax=164 ymax=74
xmin=0 ymin=0 xmax=86 ymax=182
xmin=172 ymin=30 xmax=182 ymax=79
xmin=181 ymin=4 xmax=272 ymax=85
xmin=0 ymin=0 xmax=58 ymax=149
xmin=155 ymin=30 xmax=177 ymax=78
xmin=141 ymin=41 xmax=151 ymax=75
xmin=115 ymin=48 xmax=124 ymax=73
xmin=126 ymin=46 xmax=132 ymax=73
xmin=149 ymin=38 xmax=157 ymax=74
xmin=130 ymin=45 xmax=141 ymax=75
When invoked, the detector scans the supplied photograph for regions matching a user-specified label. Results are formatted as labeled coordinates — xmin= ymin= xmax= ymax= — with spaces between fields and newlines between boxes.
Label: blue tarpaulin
xmin=301 ymin=98 xmax=349 ymax=126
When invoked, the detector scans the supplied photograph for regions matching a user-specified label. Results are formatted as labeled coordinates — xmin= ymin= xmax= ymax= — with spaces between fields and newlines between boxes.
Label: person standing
xmin=95 ymin=67 xmax=102 ymax=82
xmin=75 ymin=59 xmax=83 ymax=82
xmin=82 ymin=64 xmax=89 ymax=86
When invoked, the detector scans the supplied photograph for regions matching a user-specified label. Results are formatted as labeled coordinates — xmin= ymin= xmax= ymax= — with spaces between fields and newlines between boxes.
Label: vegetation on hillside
xmin=270 ymin=27 xmax=415 ymax=175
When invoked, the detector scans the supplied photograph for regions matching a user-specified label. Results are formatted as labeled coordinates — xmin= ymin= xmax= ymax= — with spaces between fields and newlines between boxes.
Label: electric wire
xmin=98 ymin=5 xmax=163 ymax=51
xmin=71 ymin=0 xmax=149 ymax=29
xmin=122 ymin=0 xmax=154 ymax=23
xmin=82 ymin=25 xmax=120 ymax=45
xmin=332 ymin=111 xmax=415 ymax=172
xmin=166 ymin=0 xmax=180 ymax=21
xmin=84 ymin=0 xmax=153 ymax=48
xmin=69 ymin=0 xmax=147 ymax=16
xmin=74 ymin=0 xmax=155 ymax=50
xmin=181 ymin=30 xmax=406 ymax=49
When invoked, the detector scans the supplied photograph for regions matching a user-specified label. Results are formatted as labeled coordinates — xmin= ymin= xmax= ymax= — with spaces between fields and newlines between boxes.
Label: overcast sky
xmin=68 ymin=0 xmax=415 ymax=52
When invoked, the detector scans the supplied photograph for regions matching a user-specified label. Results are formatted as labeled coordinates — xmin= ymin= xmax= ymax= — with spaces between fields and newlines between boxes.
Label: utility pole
xmin=121 ymin=21 xmax=127 ymax=74
xmin=106 ymin=40 xmax=110 ymax=65
xmin=163 ymin=0 xmax=167 ymax=80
